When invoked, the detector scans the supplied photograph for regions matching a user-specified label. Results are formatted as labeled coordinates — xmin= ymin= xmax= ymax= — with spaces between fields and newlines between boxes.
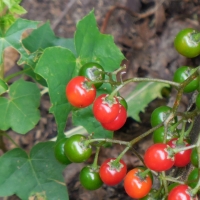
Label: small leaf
xmin=0 ymin=18 xmax=39 ymax=64
xmin=2 ymin=0 xmax=27 ymax=14
xmin=0 ymin=79 xmax=8 ymax=95
xmin=75 ymin=10 xmax=125 ymax=74
xmin=22 ymin=22 xmax=76 ymax=55
xmin=35 ymin=47 xmax=76 ymax=137
xmin=0 ymin=79 xmax=40 ymax=134
xmin=72 ymin=106 xmax=113 ymax=139
xmin=0 ymin=141 xmax=68 ymax=200
xmin=126 ymin=82 xmax=169 ymax=122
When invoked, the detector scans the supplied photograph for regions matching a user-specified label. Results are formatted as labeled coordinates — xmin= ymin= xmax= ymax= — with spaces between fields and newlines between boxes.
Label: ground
xmin=1 ymin=0 xmax=200 ymax=199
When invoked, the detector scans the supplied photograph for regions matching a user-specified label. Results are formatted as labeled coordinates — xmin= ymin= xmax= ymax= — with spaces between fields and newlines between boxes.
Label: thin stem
xmin=109 ymin=77 xmax=180 ymax=99
xmin=4 ymin=67 xmax=32 ymax=82
xmin=0 ymin=131 xmax=19 ymax=148
xmin=131 ymin=148 xmax=145 ymax=166
xmin=160 ymin=175 xmax=185 ymax=185
xmin=139 ymin=168 xmax=151 ymax=179
xmin=40 ymin=87 xmax=49 ymax=96
xmin=114 ymin=146 xmax=129 ymax=163
xmin=129 ymin=123 xmax=163 ymax=146
xmin=91 ymin=146 xmax=100 ymax=170
xmin=177 ymin=120 xmax=186 ymax=144
xmin=161 ymin=171 xmax=168 ymax=195
xmin=173 ymin=144 xmax=196 ymax=153
xmin=86 ymin=138 xmax=129 ymax=146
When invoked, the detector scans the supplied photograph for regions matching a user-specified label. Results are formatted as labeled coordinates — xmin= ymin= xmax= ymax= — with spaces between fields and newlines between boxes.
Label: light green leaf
xmin=0 ymin=79 xmax=40 ymax=134
xmin=0 ymin=18 xmax=39 ymax=64
xmin=35 ymin=47 xmax=76 ymax=137
xmin=72 ymin=106 xmax=113 ymax=139
xmin=75 ymin=10 xmax=125 ymax=74
xmin=0 ymin=141 xmax=68 ymax=200
xmin=127 ymin=82 xmax=169 ymax=122
xmin=3 ymin=0 xmax=27 ymax=14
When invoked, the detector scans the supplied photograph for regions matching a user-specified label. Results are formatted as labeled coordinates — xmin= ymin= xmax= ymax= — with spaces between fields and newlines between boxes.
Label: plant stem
xmin=0 ymin=132 xmax=20 ymax=148
xmin=4 ymin=67 xmax=32 ymax=82
xmin=173 ymin=144 xmax=196 ymax=153
xmin=114 ymin=146 xmax=129 ymax=163
xmin=160 ymin=175 xmax=185 ymax=184
xmin=109 ymin=77 xmax=180 ymax=98
xmin=177 ymin=120 xmax=186 ymax=144
xmin=161 ymin=171 xmax=168 ymax=195
xmin=91 ymin=146 xmax=100 ymax=170
xmin=86 ymin=138 xmax=129 ymax=146
xmin=129 ymin=123 xmax=163 ymax=146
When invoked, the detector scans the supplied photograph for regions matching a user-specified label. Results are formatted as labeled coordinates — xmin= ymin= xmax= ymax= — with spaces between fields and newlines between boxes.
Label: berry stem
xmin=190 ymin=31 xmax=200 ymax=43
xmin=173 ymin=144 xmax=196 ymax=153
xmin=91 ymin=146 xmax=100 ymax=170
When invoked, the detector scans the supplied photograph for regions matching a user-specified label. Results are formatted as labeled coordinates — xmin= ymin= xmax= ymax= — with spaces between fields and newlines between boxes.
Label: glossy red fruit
xmin=124 ymin=168 xmax=152 ymax=199
xmin=101 ymin=106 xmax=127 ymax=131
xmin=144 ymin=143 xmax=174 ymax=172
xmin=167 ymin=138 xmax=192 ymax=167
xmin=99 ymin=158 xmax=127 ymax=186
xmin=93 ymin=94 xmax=120 ymax=123
xmin=66 ymin=76 xmax=96 ymax=108
xmin=168 ymin=184 xmax=198 ymax=200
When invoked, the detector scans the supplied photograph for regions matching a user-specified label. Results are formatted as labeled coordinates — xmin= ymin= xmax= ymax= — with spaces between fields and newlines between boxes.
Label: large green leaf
xmin=35 ymin=47 xmax=76 ymax=137
xmin=0 ymin=18 xmax=39 ymax=64
xmin=126 ymin=82 xmax=169 ymax=121
xmin=0 ymin=79 xmax=40 ymax=134
xmin=0 ymin=141 xmax=68 ymax=200
xmin=75 ymin=10 xmax=125 ymax=74
xmin=72 ymin=106 xmax=113 ymax=139
xmin=22 ymin=22 xmax=76 ymax=55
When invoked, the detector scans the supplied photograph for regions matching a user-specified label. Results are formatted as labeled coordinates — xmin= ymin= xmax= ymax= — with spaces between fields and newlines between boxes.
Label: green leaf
xmin=22 ymin=22 xmax=76 ymax=55
xmin=0 ymin=141 xmax=68 ymax=200
xmin=35 ymin=47 xmax=76 ymax=137
xmin=0 ymin=18 xmax=39 ymax=64
xmin=0 ymin=79 xmax=40 ymax=134
xmin=3 ymin=0 xmax=27 ymax=14
xmin=126 ymin=82 xmax=169 ymax=122
xmin=75 ymin=10 xmax=125 ymax=74
xmin=72 ymin=106 xmax=113 ymax=139
xmin=0 ymin=79 xmax=8 ymax=95
xmin=24 ymin=64 xmax=47 ymax=87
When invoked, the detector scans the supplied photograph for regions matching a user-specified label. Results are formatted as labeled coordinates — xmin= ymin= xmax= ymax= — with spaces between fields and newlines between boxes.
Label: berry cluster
xmin=53 ymin=28 xmax=200 ymax=200
xmin=66 ymin=62 xmax=127 ymax=131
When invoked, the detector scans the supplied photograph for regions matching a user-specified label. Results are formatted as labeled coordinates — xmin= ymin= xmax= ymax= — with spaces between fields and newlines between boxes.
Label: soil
xmin=1 ymin=0 xmax=200 ymax=199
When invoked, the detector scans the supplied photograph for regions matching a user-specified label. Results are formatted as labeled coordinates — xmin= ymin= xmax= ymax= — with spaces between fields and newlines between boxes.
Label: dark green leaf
xmin=22 ymin=22 xmax=76 ymax=55
xmin=0 ymin=141 xmax=68 ymax=200
xmin=74 ymin=10 xmax=125 ymax=74
xmin=0 ymin=79 xmax=40 ymax=134
xmin=0 ymin=18 xmax=39 ymax=64
xmin=35 ymin=47 xmax=76 ymax=137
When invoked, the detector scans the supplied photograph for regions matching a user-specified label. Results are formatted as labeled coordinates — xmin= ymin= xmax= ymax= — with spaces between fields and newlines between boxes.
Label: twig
xmin=101 ymin=0 xmax=166 ymax=33
xmin=52 ymin=0 xmax=77 ymax=30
